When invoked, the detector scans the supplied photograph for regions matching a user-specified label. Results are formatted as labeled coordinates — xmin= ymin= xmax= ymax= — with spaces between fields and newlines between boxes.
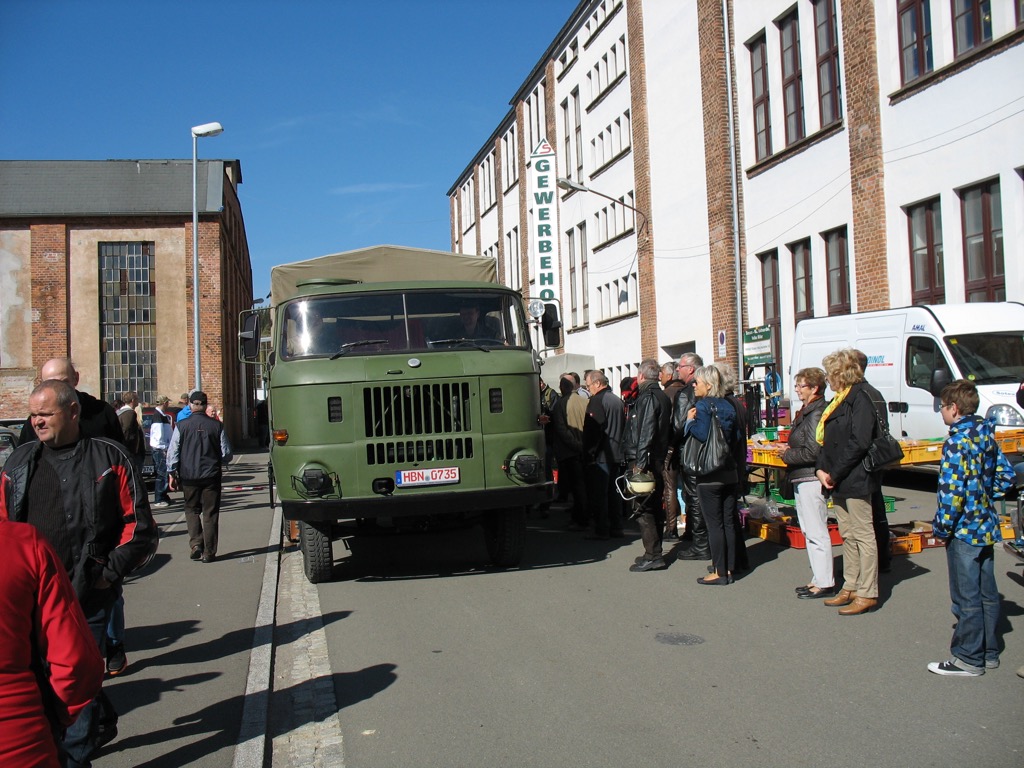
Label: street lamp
xmin=556 ymin=177 xmax=648 ymax=239
xmin=191 ymin=121 xmax=224 ymax=392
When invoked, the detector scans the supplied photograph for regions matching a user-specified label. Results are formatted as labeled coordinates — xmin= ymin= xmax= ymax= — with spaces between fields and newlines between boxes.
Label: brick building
xmin=448 ymin=0 xmax=1024 ymax=388
xmin=0 ymin=159 xmax=254 ymax=443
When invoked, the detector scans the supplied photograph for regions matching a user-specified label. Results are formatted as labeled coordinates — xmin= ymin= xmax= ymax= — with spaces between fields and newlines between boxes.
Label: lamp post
xmin=556 ymin=177 xmax=648 ymax=239
xmin=191 ymin=121 xmax=224 ymax=392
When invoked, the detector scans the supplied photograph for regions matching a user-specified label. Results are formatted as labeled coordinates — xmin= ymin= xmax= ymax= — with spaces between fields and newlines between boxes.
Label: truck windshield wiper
xmin=428 ymin=338 xmax=491 ymax=352
xmin=330 ymin=339 xmax=390 ymax=359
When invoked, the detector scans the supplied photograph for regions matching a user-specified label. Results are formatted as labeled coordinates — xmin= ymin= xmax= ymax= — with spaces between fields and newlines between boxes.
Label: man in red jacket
xmin=0 ymin=519 xmax=104 ymax=768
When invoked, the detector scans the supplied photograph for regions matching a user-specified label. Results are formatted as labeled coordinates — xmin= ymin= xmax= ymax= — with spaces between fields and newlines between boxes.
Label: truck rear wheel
xmin=298 ymin=521 xmax=334 ymax=583
xmin=484 ymin=507 xmax=526 ymax=567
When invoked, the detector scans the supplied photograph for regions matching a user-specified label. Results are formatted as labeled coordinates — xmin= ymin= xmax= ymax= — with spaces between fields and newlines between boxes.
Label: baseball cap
xmin=190 ymin=390 xmax=208 ymax=406
xmin=156 ymin=395 xmax=171 ymax=405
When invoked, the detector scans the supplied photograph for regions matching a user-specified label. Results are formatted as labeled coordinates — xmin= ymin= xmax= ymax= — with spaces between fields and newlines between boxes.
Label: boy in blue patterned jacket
xmin=927 ymin=380 xmax=1015 ymax=676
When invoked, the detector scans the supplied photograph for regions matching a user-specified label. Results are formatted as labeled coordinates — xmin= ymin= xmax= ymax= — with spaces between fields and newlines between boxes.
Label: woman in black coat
xmin=815 ymin=348 xmax=886 ymax=615
xmin=782 ymin=367 xmax=833 ymax=598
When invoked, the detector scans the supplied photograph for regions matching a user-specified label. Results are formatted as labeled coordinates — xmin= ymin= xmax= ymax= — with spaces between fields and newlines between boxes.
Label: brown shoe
xmin=838 ymin=597 xmax=878 ymax=615
xmin=823 ymin=589 xmax=856 ymax=607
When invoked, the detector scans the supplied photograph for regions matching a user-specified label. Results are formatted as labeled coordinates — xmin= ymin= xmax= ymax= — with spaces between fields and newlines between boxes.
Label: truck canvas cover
xmin=270 ymin=244 xmax=498 ymax=307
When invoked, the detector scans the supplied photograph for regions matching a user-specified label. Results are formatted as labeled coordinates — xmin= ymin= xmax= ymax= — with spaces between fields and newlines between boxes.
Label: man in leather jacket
xmin=1 ymin=379 xmax=156 ymax=767
xmin=669 ymin=353 xmax=710 ymax=560
xmin=624 ymin=359 xmax=672 ymax=571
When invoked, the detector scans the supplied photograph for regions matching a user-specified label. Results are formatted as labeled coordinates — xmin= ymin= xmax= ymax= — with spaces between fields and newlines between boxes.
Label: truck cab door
xmin=900 ymin=335 xmax=953 ymax=439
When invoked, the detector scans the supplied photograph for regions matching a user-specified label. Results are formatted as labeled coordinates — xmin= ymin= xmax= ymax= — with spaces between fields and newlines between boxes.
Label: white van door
xmin=900 ymin=335 xmax=955 ymax=440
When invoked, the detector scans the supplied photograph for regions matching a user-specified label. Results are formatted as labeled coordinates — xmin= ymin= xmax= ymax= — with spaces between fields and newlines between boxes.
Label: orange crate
xmin=783 ymin=522 xmax=843 ymax=549
xmin=890 ymin=533 xmax=922 ymax=555
xmin=747 ymin=518 xmax=787 ymax=543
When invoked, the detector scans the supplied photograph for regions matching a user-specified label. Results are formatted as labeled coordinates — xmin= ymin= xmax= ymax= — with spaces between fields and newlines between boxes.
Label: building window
xmin=898 ymin=0 xmax=933 ymax=84
xmin=580 ymin=223 xmax=589 ymax=325
xmin=574 ymin=90 xmax=584 ymax=179
xmin=502 ymin=125 xmax=519 ymax=189
xmin=907 ymin=197 xmax=944 ymax=304
xmin=506 ymin=226 xmax=522 ymax=292
xmin=760 ymin=250 xmax=783 ymax=368
xmin=813 ymin=0 xmax=842 ymax=128
xmin=790 ymin=239 xmax=813 ymax=321
xmin=824 ymin=226 xmax=850 ymax=315
xmin=960 ymin=179 xmax=1003 ymax=302
xmin=567 ymin=227 xmax=579 ymax=327
xmin=952 ymin=0 xmax=992 ymax=57
xmin=99 ymin=242 xmax=157 ymax=403
xmin=778 ymin=11 xmax=804 ymax=145
xmin=480 ymin=152 xmax=495 ymax=211
xmin=749 ymin=33 xmax=772 ymax=161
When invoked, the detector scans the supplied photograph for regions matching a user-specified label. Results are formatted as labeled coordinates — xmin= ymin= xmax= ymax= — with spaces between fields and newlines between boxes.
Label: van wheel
xmin=483 ymin=507 xmax=526 ymax=567
xmin=299 ymin=521 xmax=334 ymax=583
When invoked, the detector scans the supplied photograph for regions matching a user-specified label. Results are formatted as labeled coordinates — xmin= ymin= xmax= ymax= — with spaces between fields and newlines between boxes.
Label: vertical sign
xmin=529 ymin=138 xmax=559 ymax=304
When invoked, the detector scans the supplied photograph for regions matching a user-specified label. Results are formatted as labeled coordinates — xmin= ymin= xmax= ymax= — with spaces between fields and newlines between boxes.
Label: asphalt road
xmin=95 ymin=456 xmax=1023 ymax=768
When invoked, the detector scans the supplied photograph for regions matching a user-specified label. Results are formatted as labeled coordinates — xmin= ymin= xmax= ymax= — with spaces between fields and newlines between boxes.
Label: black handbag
xmin=778 ymin=471 xmax=796 ymax=501
xmin=861 ymin=392 xmax=904 ymax=473
xmin=682 ymin=403 xmax=732 ymax=476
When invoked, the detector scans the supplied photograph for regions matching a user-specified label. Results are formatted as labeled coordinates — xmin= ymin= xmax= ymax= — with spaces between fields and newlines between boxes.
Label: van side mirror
xmin=929 ymin=367 xmax=952 ymax=398
xmin=239 ymin=311 xmax=262 ymax=361
xmin=541 ymin=303 xmax=562 ymax=349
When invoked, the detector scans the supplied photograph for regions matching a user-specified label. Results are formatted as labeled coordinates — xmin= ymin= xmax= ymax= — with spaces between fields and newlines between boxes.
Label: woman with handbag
xmin=684 ymin=365 xmax=744 ymax=585
xmin=815 ymin=349 xmax=885 ymax=615
xmin=781 ymin=367 xmax=834 ymax=599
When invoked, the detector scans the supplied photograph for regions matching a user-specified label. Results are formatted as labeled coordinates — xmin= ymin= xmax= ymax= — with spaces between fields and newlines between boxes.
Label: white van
xmin=789 ymin=302 xmax=1024 ymax=441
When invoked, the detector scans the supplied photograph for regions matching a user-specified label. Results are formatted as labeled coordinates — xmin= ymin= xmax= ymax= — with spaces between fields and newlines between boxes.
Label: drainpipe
xmin=722 ymin=0 xmax=744 ymax=378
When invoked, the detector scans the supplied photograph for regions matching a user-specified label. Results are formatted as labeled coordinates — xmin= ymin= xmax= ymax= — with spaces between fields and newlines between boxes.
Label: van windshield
xmin=945 ymin=332 xmax=1024 ymax=384
xmin=280 ymin=290 xmax=529 ymax=360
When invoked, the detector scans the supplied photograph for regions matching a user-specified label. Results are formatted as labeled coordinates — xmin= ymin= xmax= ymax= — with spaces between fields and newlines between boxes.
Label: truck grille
xmin=363 ymin=382 xmax=475 ymax=465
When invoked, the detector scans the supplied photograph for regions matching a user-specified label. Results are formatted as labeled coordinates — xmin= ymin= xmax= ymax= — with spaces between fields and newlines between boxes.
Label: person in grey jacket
xmin=167 ymin=391 xmax=232 ymax=563
xmin=782 ymin=367 xmax=834 ymax=599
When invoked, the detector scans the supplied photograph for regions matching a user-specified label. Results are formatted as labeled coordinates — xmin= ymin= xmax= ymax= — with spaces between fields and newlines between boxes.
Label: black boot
xmin=677 ymin=477 xmax=710 ymax=559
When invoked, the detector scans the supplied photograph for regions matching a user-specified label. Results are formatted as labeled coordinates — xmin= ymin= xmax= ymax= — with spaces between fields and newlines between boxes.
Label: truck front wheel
xmin=483 ymin=507 xmax=526 ymax=567
xmin=298 ymin=521 xmax=334 ymax=583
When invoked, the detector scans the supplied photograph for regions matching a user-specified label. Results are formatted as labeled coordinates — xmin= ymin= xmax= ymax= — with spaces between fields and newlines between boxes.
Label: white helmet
xmin=615 ymin=469 xmax=656 ymax=501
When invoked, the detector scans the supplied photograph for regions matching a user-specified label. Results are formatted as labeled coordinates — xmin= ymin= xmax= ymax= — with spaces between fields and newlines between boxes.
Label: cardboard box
xmin=908 ymin=520 xmax=945 ymax=548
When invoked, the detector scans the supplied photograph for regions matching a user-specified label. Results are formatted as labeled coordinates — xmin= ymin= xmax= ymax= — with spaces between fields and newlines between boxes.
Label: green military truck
xmin=240 ymin=245 xmax=559 ymax=582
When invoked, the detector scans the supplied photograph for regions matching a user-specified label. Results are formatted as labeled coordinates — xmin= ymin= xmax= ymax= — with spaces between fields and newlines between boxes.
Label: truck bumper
xmin=281 ymin=481 xmax=556 ymax=522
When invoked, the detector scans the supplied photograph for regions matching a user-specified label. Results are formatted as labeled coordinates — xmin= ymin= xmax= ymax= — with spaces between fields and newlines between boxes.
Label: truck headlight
xmin=987 ymin=404 xmax=1024 ymax=427
xmin=503 ymin=451 xmax=542 ymax=482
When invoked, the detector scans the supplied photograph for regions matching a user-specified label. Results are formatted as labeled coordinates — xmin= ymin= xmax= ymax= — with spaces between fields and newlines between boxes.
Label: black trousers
xmin=698 ymin=481 xmax=738 ymax=577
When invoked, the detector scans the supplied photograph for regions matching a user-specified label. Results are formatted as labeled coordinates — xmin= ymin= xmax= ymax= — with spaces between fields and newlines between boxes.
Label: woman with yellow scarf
xmin=814 ymin=348 xmax=888 ymax=615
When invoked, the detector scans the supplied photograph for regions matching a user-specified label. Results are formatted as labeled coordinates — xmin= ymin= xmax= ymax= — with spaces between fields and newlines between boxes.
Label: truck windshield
xmin=945 ymin=332 xmax=1024 ymax=385
xmin=280 ymin=290 xmax=529 ymax=359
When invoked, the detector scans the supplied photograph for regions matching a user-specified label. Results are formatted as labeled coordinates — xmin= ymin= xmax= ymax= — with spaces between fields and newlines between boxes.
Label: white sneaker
xmin=152 ymin=501 xmax=170 ymax=508
xmin=927 ymin=658 xmax=984 ymax=676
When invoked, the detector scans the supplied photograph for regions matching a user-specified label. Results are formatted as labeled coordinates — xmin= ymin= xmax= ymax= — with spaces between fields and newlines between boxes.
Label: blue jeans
xmin=946 ymin=536 xmax=999 ymax=669
xmin=152 ymin=448 xmax=169 ymax=503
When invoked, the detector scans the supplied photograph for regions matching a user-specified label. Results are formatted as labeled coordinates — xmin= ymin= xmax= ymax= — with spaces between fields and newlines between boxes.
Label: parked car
xmin=0 ymin=426 xmax=17 ymax=467
xmin=140 ymin=405 xmax=181 ymax=483
xmin=0 ymin=418 xmax=24 ymax=438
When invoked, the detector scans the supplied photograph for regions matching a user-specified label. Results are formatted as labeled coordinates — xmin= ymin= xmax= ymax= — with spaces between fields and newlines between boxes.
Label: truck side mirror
xmin=239 ymin=311 xmax=262 ymax=361
xmin=541 ymin=303 xmax=562 ymax=349
xmin=929 ymin=367 xmax=952 ymax=398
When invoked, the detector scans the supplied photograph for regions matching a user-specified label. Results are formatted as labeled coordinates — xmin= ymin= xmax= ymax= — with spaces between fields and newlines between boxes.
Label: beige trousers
xmin=832 ymin=495 xmax=878 ymax=598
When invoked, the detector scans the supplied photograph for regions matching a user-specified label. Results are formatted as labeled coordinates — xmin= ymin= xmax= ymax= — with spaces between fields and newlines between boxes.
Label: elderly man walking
xmin=168 ymin=391 xmax=233 ymax=563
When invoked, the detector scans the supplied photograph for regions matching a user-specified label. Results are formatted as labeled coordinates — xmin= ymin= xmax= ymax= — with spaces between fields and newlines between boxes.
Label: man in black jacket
xmin=2 ymin=379 xmax=156 ymax=767
xmin=670 ymin=353 xmax=711 ymax=560
xmin=167 ymin=391 xmax=233 ymax=563
xmin=624 ymin=359 xmax=672 ymax=571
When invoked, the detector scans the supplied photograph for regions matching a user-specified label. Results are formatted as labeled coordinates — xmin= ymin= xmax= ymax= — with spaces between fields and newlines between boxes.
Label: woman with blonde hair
xmin=815 ymin=348 xmax=887 ymax=614
xmin=684 ymin=365 xmax=745 ymax=584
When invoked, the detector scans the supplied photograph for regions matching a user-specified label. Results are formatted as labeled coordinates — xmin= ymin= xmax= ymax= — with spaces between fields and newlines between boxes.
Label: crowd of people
xmin=0 ymin=358 xmax=232 ymax=766
xmin=541 ymin=349 xmax=1021 ymax=678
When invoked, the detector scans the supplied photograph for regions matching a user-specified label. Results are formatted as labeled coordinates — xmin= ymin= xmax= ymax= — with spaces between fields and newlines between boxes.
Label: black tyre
xmin=267 ymin=461 xmax=276 ymax=510
xmin=483 ymin=507 xmax=526 ymax=567
xmin=298 ymin=521 xmax=334 ymax=583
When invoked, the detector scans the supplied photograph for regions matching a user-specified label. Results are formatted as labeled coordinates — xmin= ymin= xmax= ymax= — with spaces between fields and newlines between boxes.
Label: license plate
xmin=395 ymin=467 xmax=460 ymax=487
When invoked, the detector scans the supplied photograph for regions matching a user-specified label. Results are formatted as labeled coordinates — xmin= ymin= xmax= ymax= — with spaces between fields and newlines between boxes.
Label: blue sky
xmin=1 ymin=0 xmax=578 ymax=301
